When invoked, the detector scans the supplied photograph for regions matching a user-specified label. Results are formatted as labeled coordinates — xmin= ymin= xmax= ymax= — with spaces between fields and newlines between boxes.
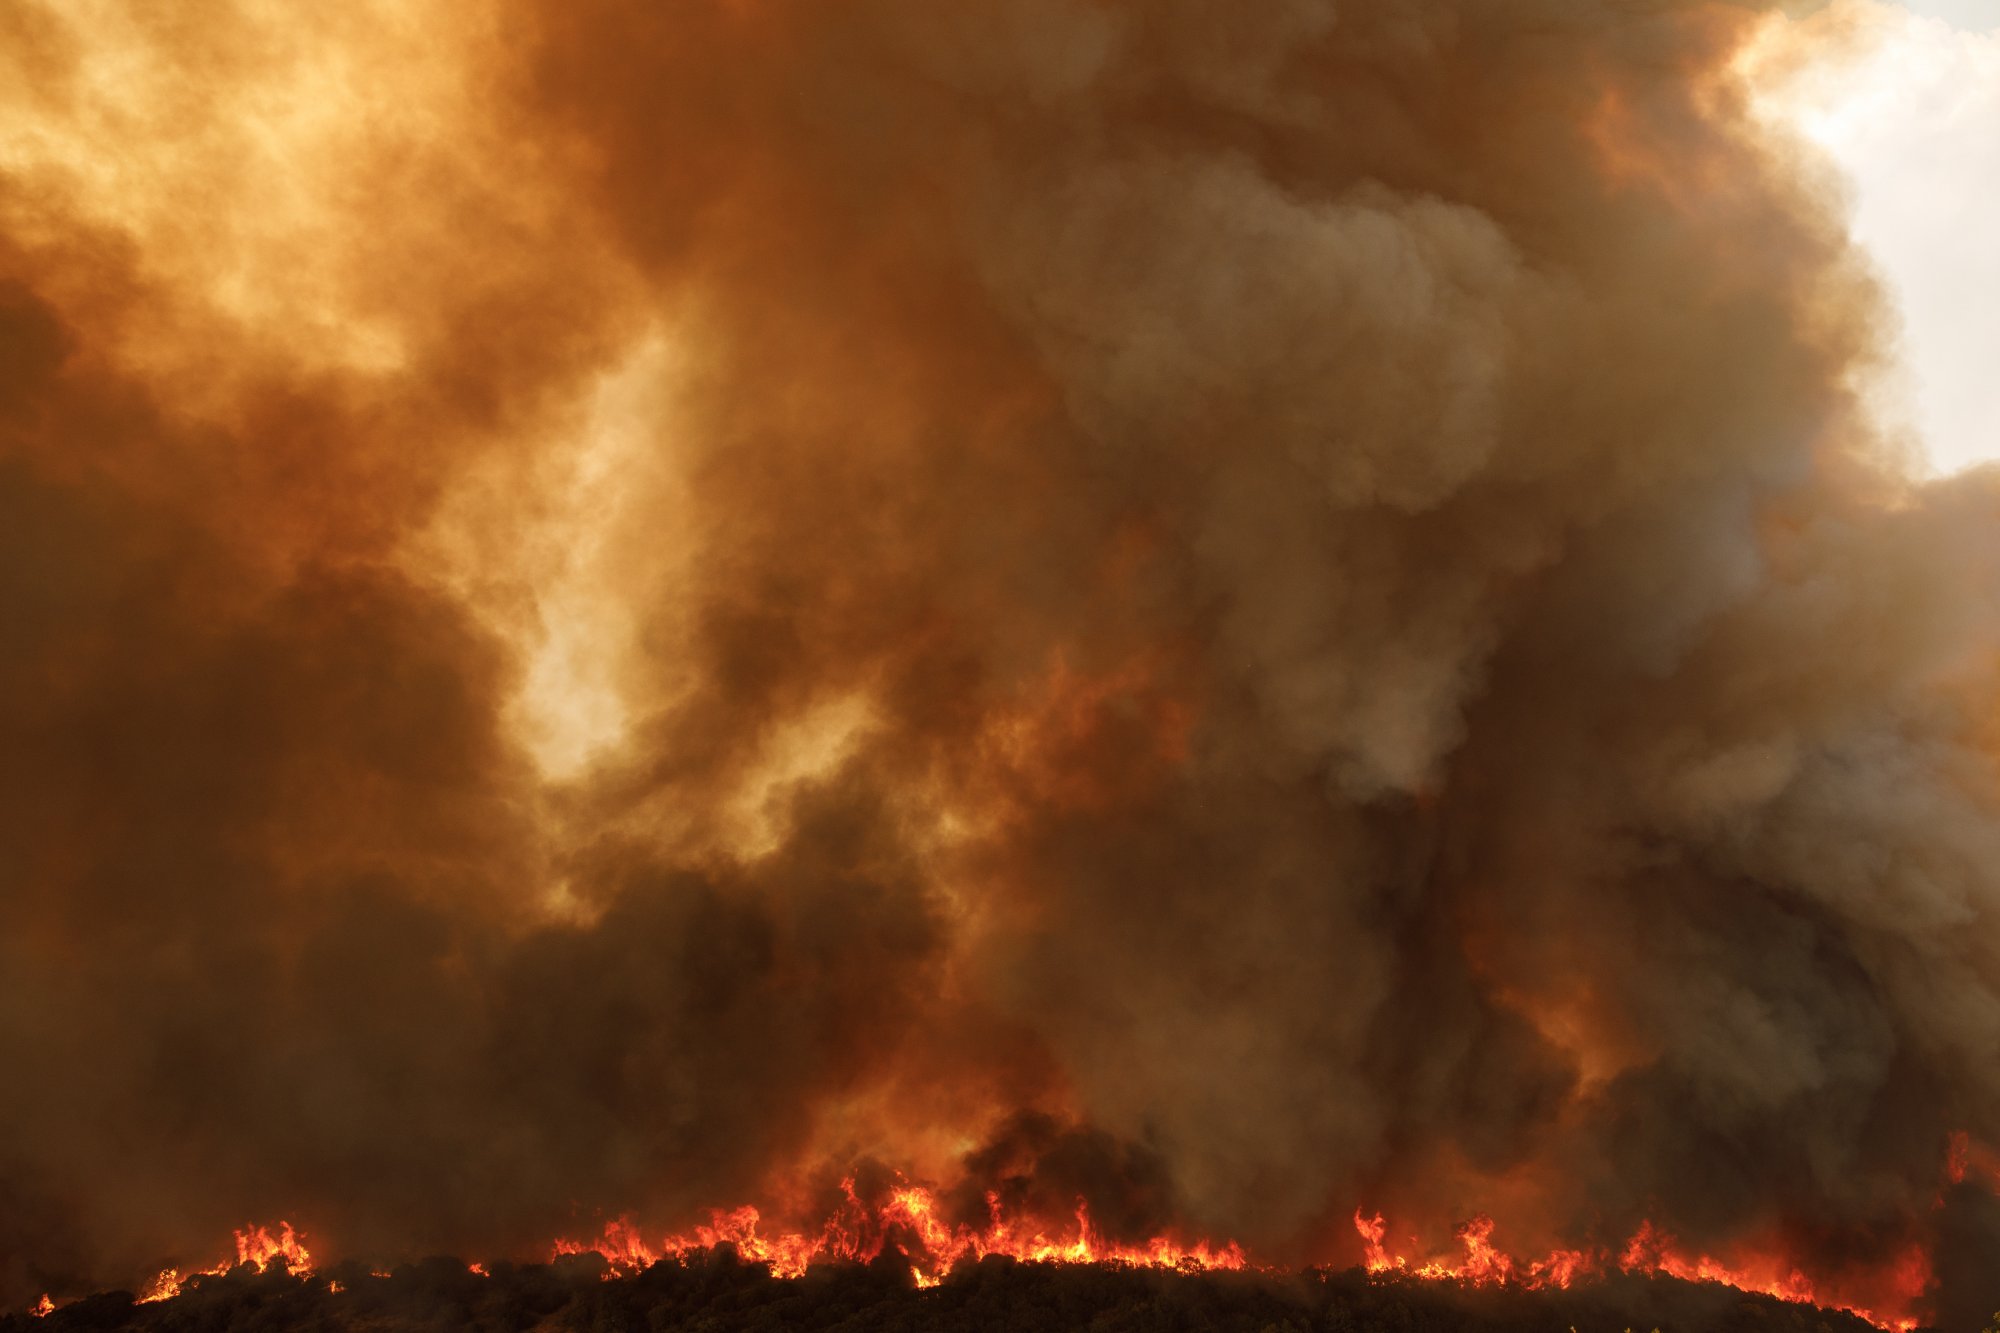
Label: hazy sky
xmin=1794 ymin=0 xmax=2000 ymax=473
xmin=1902 ymin=0 xmax=1996 ymax=28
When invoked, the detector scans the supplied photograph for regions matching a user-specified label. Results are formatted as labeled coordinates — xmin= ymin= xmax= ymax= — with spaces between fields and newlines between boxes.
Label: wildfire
xmin=73 ymin=1195 xmax=1937 ymax=1333
xmin=30 ymin=1295 xmax=53 ymax=1318
xmin=554 ymin=1178 xmax=1247 ymax=1286
xmin=1350 ymin=1210 xmax=1924 ymax=1332
xmin=137 ymin=1222 xmax=314 ymax=1304
xmin=1354 ymin=1212 xmax=1586 ymax=1289
xmin=549 ymin=1188 xmax=1923 ymax=1329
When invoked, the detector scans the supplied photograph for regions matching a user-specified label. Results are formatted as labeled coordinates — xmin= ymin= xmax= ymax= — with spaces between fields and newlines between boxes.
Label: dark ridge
xmin=3 ymin=1249 xmax=1904 ymax=1333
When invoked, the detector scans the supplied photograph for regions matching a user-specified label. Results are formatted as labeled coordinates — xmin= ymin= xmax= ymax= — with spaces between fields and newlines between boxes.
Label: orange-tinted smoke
xmin=4 ymin=0 xmax=2000 ymax=1325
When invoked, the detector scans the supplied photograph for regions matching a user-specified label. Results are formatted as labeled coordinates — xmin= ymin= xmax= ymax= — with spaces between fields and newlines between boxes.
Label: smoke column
xmin=3 ymin=0 xmax=1997 ymax=1323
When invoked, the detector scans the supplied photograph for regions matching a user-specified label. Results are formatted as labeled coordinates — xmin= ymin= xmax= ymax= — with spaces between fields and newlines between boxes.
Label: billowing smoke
xmin=3 ymin=0 xmax=1997 ymax=1323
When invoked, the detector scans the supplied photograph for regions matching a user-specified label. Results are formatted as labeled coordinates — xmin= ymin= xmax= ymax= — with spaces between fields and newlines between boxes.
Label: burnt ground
xmin=1 ymin=1249 xmax=1914 ymax=1333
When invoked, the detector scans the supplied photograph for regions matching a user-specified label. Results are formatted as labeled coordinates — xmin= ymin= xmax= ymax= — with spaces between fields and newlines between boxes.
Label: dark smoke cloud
xmin=3 ymin=0 xmax=1996 ymax=1323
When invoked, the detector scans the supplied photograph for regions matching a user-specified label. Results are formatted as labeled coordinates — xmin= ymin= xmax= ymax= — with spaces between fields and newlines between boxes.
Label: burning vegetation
xmin=4 ymin=0 xmax=2000 ymax=1328
xmin=0 ymin=1232 xmax=1906 ymax=1333
xmin=7 ymin=1181 xmax=1981 ymax=1332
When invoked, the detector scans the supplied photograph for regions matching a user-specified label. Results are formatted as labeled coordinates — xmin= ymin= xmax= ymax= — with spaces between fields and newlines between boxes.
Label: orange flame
xmin=1350 ymin=1210 xmax=1924 ymax=1332
xmin=30 ymin=1295 xmax=54 ymax=1319
xmin=113 ymin=1197 xmax=1939 ymax=1333
xmin=137 ymin=1221 xmax=314 ymax=1304
xmin=554 ymin=1177 xmax=1246 ymax=1285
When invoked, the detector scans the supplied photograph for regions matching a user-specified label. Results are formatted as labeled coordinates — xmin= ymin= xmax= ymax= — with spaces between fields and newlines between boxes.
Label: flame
xmin=555 ymin=1190 xmax=1920 ymax=1329
xmin=554 ymin=1177 xmax=1246 ymax=1285
xmin=1354 ymin=1211 xmax=1395 ymax=1274
xmin=1352 ymin=1211 xmax=1585 ymax=1289
xmin=137 ymin=1222 xmax=314 ymax=1304
xmin=1350 ymin=1210 xmax=1924 ymax=1332
xmin=234 ymin=1223 xmax=314 ymax=1273
xmin=30 ymin=1295 xmax=53 ymax=1318
xmin=1618 ymin=1223 xmax=1928 ymax=1333
xmin=108 ymin=1198 xmax=1936 ymax=1332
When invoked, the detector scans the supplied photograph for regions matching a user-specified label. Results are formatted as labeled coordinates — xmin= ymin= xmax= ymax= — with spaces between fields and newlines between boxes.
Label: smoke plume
xmin=3 ymin=0 xmax=1997 ymax=1322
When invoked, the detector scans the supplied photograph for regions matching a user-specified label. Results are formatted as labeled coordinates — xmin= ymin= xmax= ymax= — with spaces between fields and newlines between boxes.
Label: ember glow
xmin=5 ymin=0 xmax=2000 ymax=1328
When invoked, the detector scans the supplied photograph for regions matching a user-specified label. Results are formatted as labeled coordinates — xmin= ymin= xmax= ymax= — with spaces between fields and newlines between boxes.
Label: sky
xmin=1774 ymin=0 xmax=2000 ymax=474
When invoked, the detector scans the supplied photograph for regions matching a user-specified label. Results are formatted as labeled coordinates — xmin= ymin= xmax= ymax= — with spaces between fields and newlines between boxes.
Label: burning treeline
xmin=3 ymin=0 xmax=1999 ymax=1327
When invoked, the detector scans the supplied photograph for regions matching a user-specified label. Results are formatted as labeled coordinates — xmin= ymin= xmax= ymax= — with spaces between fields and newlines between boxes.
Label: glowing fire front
xmin=1352 ymin=1211 xmax=1926 ymax=1333
xmin=544 ymin=1183 xmax=1927 ymax=1329
xmin=31 ymin=1198 xmax=1938 ymax=1331
xmin=552 ymin=1180 xmax=1247 ymax=1288
xmin=137 ymin=1223 xmax=314 ymax=1304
